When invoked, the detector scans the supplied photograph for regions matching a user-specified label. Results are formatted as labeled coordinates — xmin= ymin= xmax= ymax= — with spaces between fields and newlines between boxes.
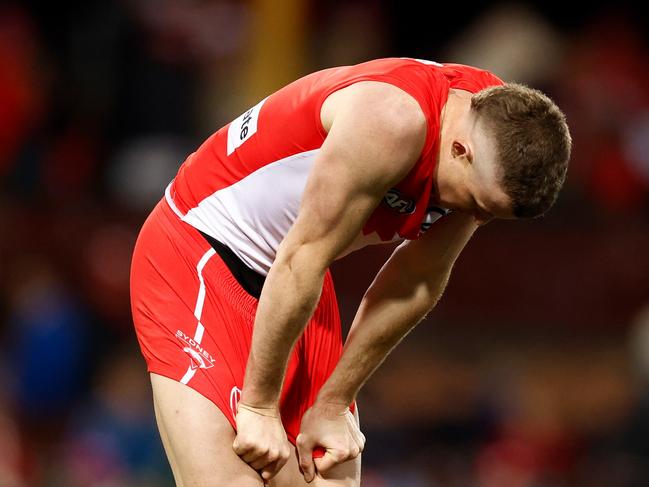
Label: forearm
xmin=317 ymin=214 xmax=477 ymax=406
xmin=317 ymin=261 xmax=450 ymax=406
xmin=242 ymin=245 xmax=327 ymax=407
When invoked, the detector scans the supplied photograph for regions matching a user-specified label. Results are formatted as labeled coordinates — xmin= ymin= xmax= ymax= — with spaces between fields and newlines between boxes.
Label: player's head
xmin=471 ymin=83 xmax=571 ymax=218
xmin=440 ymin=83 xmax=572 ymax=224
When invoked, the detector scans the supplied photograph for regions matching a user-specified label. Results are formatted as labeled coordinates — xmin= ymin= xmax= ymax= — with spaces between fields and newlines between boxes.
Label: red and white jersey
xmin=165 ymin=58 xmax=503 ymax=275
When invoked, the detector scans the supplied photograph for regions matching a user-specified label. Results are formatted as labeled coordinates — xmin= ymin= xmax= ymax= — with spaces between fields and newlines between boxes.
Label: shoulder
xmin=321 ymin=80 xmax=427 ymax=144
xmin=313 ymin=80 xmax=428 ymax=195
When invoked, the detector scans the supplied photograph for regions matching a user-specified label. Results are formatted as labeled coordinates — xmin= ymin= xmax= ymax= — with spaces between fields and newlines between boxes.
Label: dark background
xmin=1 ymin=1 xmax=648 ymax=485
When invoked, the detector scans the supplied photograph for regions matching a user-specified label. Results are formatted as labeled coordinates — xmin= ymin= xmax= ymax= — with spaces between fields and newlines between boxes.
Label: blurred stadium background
xmin=1 ymin=1 xmax=649 ymax=485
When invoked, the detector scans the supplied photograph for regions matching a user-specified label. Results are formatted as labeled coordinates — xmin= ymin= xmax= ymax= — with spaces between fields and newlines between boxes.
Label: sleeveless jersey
xmin=165 ymin=58 xmax=503 ymax=275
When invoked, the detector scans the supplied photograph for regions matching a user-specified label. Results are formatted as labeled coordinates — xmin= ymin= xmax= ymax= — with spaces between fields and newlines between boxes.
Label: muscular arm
xmin=241 ymin=81 xmax=426 ymax=408
xmin=293 ymin=211 xmax=479 ymax=480
xmin=316 ymin=211 xmax=478 ymax=407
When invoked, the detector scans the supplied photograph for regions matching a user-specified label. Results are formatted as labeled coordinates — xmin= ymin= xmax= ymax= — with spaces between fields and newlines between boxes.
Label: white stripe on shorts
xmin=180 ymin=247 xmax=217 ymax=385
xmin=165 ymin=180 xmax=186 ymax=219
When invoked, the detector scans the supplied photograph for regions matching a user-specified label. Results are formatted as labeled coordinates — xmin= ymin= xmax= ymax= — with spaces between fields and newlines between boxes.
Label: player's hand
xmin=233 ymin=402 xmax=292 ymax=482
xmin=296 ymin=402 xmax=365 ymax=483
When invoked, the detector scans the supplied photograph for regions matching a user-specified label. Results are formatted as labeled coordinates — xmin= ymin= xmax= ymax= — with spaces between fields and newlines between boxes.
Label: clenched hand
xmin=233 ymin=402 xmax=292 ymax=482
xmin=296 ymin=402 xmax=365 ymax=483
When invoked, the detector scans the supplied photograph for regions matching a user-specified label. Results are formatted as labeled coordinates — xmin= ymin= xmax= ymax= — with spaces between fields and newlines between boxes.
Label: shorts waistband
xmin=198 ymin=231 xmax=265 ymax=299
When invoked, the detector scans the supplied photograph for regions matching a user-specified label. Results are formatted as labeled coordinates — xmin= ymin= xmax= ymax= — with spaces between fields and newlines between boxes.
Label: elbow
xmin=274 ymin=239 xmax=330 ymax=279
xmin=424 ymin=268 xmax=452 ymax=308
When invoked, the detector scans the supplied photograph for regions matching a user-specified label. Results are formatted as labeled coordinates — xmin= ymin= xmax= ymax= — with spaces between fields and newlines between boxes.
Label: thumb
xmin=296 ymin=434 xmax=316 ymax=483
xmin=314 ymin=450 xmax=343 ymax=475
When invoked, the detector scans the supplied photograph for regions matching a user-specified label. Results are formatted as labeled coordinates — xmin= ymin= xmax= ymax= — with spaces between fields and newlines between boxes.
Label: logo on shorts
xmin=176 ymin=330 xmax=216 ymax=370
xmin=230 ymin=386 xmax=242 ymax=416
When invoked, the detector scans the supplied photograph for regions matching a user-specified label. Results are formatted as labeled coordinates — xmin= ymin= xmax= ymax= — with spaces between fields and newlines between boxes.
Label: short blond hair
xmin=471 ymin=83 xmax=572 ymax=218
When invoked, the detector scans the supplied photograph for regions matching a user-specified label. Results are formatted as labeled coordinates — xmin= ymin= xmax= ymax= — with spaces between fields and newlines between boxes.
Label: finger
xmin=313 ymin=450 xmax=346 ymax=474
xmin=296 ymin=434 xmax=316 ymax=483
xmin=260 ymin=453 xmax=288 ymax=483
xmin=345 ymin=413 xmax=365 ymax=451
xmin=251 ymin=445 xmax=284 ymax=469
xmin=241 ymin=448 xmax=266 ymax=464
xmin=232 ymin=436 xmax=252 ymax=456
xmin=358 ymin=431 xmax=367 ymax=453
xmin=274 ymin=446 xmax=291 ymax=474
xmin=350 ymin=427 xmax=365 ymax=453
xmin=250 ymin=454 xmax=272 ymax=471
xmin=260 ymin=444 xmax=291 ymax=479
xmin=260 ymin=460 xmax=279 ymax=482
xmin=349 ymin=445 xmax=361 ymax=460
xmin=233 ymin=437 xmax=266 ymax=465
xmin=346 ymin=411 xmax=365 ymax=449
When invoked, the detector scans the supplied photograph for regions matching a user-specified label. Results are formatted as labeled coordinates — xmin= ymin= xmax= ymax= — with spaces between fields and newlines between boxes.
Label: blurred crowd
xmin=1 ymin=1 xmax=648 ymax=486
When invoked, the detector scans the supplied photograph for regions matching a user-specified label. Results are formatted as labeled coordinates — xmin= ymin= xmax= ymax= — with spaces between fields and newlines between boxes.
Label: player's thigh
xmin=151 ymin=373 xmax=262 ymax=487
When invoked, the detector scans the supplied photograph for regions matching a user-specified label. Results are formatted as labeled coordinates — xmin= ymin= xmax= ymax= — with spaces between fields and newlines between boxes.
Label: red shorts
xmin=130 ymin=199 xmax=345 ymax=444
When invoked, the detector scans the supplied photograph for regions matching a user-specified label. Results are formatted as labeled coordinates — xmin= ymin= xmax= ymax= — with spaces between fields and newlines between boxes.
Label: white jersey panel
xmin=181 ymin=149 xmax=319 ymax=275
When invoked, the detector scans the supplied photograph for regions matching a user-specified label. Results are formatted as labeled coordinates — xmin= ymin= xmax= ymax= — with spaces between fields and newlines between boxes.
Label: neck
xmin=439 ymin=89 xmax=473 ymax=154
xmin=433 ymin=89 xmax=473 ymax=208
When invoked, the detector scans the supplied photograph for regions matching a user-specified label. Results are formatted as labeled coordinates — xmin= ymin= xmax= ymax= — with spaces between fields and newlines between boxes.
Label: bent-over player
xmin=130 ymin=57 xmax=571 ymax=486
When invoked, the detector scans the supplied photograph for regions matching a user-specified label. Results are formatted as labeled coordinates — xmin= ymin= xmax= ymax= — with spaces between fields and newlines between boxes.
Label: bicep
xmin=279 ymin=83 xmax=426 ymax=265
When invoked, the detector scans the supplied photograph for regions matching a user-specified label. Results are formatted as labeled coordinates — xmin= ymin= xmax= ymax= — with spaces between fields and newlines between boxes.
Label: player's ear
xmin=451 ymin=140 xmax=473 ymax=164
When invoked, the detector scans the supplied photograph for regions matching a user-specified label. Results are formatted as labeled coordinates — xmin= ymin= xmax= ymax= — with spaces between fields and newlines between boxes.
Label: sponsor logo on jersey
xmin=176 ymin=330 xmax=216 ymax=370
xmin=227 ymin=97 xmax=268 ymax=156
xmin=384 ymin=188 xmax=416 ymax=214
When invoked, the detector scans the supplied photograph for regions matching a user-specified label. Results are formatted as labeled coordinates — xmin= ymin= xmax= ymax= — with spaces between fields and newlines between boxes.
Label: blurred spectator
xmin=0 ymin=5 xmax=45 ymax=177
xmin=0 ymin=374 xmax=26 ymax=487
xmin=5 ymin=256 xmax=89 ymax=421
xmin=108 ymin=136 xmax=191 ymax=211
xmin=311 ymin=1 xmax=388 ymax=68
xmin=82 ymin=224 xmax=138 ymax=327
xmin=558 ymin=13 xmax=649 ymax=215
xmin=445 ymin=3 xmax=564 ymax=85
xmin=58 ymin=347 xmax=170 ymax=487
